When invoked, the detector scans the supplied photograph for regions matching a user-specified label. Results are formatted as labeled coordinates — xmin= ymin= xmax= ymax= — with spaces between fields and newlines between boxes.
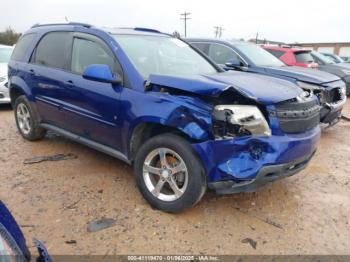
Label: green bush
xmin=0 ymin=27 xmax=21 ymax=46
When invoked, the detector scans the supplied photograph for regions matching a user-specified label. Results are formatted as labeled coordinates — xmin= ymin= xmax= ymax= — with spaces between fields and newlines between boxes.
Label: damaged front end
xmin=297 ymin=80 xmax=347 ymax=125
xmin=146 ymin=73 xmax=321 ymax=194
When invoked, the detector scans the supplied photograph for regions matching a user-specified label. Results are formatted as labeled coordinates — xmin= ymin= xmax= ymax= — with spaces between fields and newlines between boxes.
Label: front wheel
xmin=134 ymin=134 xmax=206 ymax=213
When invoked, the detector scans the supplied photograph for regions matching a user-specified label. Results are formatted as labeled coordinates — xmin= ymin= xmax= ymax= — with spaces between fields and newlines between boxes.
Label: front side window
xmin=191 ymin=42 xmax=210 ymax=55
xmin=33 ymin=32 xmax=70 ymax=69
xmin=71 ymin=38 xmax=116 ymax=75
xmin=113 ymin=35 xmax=217 ymax=78
xmin=208 ymin=44 xmax=240 ymax=65
xmin=235 ymin=44 xmax=285 ymax=67
xmin=11 ymin=34 xmax=35 ymax=62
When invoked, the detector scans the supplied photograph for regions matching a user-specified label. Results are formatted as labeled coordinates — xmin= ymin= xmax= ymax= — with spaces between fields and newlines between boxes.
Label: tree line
xmin=0 ymin=27 xmax=21 ymax=46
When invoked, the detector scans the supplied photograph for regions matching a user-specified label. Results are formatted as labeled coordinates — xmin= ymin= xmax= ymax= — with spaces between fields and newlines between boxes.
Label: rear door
xmin=29 ymin=31 xmax=73 ymax=129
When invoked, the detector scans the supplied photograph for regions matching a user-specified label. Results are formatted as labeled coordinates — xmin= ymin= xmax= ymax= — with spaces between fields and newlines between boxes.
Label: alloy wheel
xmin=16 ymin=103 xmax=31 ymax=135
xmin=143 ymin=147 xmax=189 ymax=202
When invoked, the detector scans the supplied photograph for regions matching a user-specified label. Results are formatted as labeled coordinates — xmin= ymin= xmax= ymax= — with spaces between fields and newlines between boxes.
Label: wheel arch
xmin=128 ymin=119 xmax=210 ymax=161
xmin=9 ymin=76 xmax=34 ymax=107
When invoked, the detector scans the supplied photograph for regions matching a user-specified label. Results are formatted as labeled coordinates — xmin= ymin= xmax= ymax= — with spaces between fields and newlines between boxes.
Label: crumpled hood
xmin=263 ymin=66 xmax=340 ymax=84
xmin=149 ymin=71 xmax=302 ymax=105
xmin=0 ymin=63 xmax=8 ymax=77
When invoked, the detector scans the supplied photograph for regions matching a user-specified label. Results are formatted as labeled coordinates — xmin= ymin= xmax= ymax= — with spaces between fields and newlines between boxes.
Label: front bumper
xmin=319 ymin=83 xmax=347 ymax=124
xmin=0 ymin=82 xmax=10 ymax=104
xmin=192 ymin=126 xmax=320 ymax=193
xmin=208 ymin=151 xmax=315 ymax=194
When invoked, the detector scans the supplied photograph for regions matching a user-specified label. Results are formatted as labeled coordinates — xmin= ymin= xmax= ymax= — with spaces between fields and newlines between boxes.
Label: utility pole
xmin=255 ymin=31 xmax=259 ymax=44
xmin=214 ymin=26 xmax=224 ymax=38
xmin=180 ymin=12 xmax=191 ymax=37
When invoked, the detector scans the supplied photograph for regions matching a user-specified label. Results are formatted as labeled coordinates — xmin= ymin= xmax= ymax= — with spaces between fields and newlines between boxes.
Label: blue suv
xmin=9 ymin=23 xmax=320 ymax=212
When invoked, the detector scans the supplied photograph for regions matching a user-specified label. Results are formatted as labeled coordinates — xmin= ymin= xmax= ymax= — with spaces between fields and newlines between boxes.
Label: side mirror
xmin=83 ymin=64 xmax=121 ymax=85
xmin=225 ymin=59 xmax=243 ymax=69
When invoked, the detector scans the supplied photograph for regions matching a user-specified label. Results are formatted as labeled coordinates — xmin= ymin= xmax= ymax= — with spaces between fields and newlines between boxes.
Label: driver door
xmin=63 ymin=32 xmax=124 ymax=149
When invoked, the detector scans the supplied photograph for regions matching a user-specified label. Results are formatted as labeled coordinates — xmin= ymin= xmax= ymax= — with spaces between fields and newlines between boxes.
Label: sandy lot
xmin=0 ymin=101 xmax=349 ymax=255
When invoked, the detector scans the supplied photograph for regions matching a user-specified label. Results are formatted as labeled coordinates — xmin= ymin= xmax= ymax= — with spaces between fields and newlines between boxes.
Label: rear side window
xmin=208 ymin=43 xmax=240 ymax=64
xmin=32 ymin=32 xmax=70 ymax=69
xmin=11 ymin=34 xmax=35 ymax=61
xmin=295 ymin=51 xmax=314 ymax=63
xmin=71 ymin=37 xmax=117 ymax=75
xmin=266 ymin=49 xmax=285 ymax=58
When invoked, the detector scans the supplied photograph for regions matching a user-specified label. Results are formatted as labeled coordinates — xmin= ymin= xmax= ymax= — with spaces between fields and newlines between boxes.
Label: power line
xmin=180 ymin=12 xmax=191 ymax=37
xmin=214 ymin=26 xmax=224 ymax=38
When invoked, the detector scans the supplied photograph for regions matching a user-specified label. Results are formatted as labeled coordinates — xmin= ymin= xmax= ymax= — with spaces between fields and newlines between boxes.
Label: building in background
xmin=293 ymin=42 xmax=350 ymax=57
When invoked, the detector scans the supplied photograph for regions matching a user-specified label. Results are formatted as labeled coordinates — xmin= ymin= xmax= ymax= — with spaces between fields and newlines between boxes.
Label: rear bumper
xmin=208 ymin=151 xmax=315 ymax=194
xmin=192 ymin=126 xmax=321 ymax=188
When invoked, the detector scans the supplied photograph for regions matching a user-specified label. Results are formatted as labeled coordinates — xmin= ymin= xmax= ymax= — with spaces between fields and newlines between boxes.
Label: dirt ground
xmin=0 ymin=101 xmax=349 ymax=256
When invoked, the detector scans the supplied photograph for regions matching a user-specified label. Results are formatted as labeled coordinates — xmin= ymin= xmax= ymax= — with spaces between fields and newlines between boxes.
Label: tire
xmin=14 ymin=95 xmax=46 ymax=141
xmin=134 ymin=133 xmax=207 ymax=213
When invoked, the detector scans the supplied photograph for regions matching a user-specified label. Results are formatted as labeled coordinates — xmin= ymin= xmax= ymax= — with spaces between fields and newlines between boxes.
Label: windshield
xmin=311 ymin=51 xmax=335 ymax=64
xmin=326 ymin=54 xmax=344 ymax=63
xmin=0 ymin=47 xmax=13 ymax=63
xmin=113 ymin=35 xmax=217 ymax=78
xmin=235 ymin=44 xmax=285 ymax=67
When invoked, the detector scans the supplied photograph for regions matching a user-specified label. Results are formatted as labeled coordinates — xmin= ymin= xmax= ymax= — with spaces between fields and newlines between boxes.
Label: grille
xmin=325 ymin=87 xmax=344 ymax=104
xmin=275 ymin=98 xmax=320 ymax=134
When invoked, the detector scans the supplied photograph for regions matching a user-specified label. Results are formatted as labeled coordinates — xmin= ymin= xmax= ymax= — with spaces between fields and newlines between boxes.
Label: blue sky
xmin=1 ymin=0 xmax=349 ymax=43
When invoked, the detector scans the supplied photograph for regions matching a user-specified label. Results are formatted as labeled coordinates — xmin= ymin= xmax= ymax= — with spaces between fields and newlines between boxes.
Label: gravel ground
xmin=0 ymin=101 xmax=349 ymax=255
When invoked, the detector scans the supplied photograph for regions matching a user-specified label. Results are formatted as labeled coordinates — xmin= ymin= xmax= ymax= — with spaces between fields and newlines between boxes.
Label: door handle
xmin=66 ymin=80 xmax=74 ymax=88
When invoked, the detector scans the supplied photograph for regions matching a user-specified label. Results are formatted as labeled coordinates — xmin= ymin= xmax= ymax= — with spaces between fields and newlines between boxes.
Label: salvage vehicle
xmin=9 ymin=23 xmax=321 ymax=212
xmin=310 ymin=51 xmax=350 ymax=95
xmin=187 ymin=39 xmax=347 ymax=125
xmin=0 ymin=44 xmax=13 ymax=104
xmin=0 ymin=201 xmax=51 ymax=261
xmin=263 ymin=45 xmax=318 ymax=68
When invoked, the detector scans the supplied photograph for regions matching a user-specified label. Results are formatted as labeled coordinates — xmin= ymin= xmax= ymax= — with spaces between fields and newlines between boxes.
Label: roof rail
xmin=31 ymin=22 xmax=92 ymax=29
xmin=134 ymin=27 xmax=161 ymax=33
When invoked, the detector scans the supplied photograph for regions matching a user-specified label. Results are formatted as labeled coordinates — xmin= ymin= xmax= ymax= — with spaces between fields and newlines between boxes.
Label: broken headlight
xmin=296 ymin=81 xmax=322 ymax=91
xmin=212 ymin=105 xmax=271 ymax=139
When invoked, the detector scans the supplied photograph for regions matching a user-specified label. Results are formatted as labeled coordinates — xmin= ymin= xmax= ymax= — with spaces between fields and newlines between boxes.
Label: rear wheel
xmin=14 ymin=96 xmax=46 ymax=141
xmin=134 ymin=134 xmax=206 ymax=213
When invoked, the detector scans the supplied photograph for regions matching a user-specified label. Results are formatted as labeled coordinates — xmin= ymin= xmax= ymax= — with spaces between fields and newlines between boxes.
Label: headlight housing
xmin=212 ymin=105 xmax=271 ymax=139
xmin=341 ymin=69 xmax=350 ymax=75
xmin=296 ymin=81 xmax=322 ymax=91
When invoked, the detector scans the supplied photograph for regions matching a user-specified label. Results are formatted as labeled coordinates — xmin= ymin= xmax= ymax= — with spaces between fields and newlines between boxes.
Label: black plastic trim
xmin=40 ymin=123 xmax=131 ymax=164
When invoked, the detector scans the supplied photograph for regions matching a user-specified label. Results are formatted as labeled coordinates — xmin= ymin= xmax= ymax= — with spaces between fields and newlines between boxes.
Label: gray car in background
xmin=0 ymin=44 xmax=14 ymax=104
xmin=322 ymin=53 xmax=345 ymax=64
xmin=311 ymin=51 xmax=350 ymax=95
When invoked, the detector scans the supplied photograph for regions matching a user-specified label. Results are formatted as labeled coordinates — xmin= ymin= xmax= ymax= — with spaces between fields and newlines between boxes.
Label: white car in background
xmin=0 ymin=44 xmax=14 ymax=104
